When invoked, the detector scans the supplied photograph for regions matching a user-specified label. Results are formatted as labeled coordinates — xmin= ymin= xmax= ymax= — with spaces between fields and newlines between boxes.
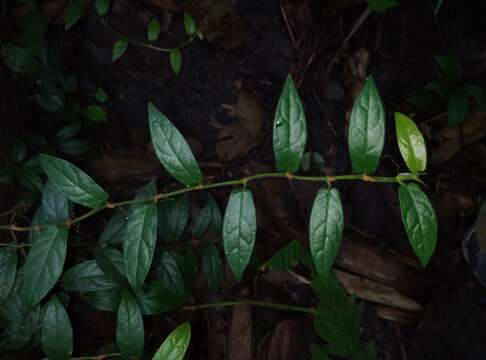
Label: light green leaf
xmin=99 ymin=211 xmax=127 ymax=245
xmin=223 ymin=189 xmax=257 ymax=281
xmin=65 ymin=0 xmax=84 ymax=30
xmin=95 ymin=0 xmax=110 ymax=16
xmin=152 ymin=322 xmax=191 ymax=360
xmin=40 ymin=154 xmax=109 ymax=209
xmin=309 ymin=188 xmax=344 ymax=280
xmin=260 ymin=239 xmax=311 ymax=271
xmin=148 ymin=19 xmax=161 ymax=42
xmin=0 ymin=249 xmax=17 ymax=304
xmin=202 ymin=244 xmax=223 ymax=292
xmin=63 ymin=260 xmax=119 ymax=292
xmin=348 ymin=76 xmax=385 ymax=174
xmin=21 ymin=226 xmax=68 ymax=306
xmin=124 ymin=180 xmax=158 ymax=289
xmin=41 ymin=180 xmax=70 ymax=222
xmin=367 ymin=0 xmax=398 ymax=12
xmin=273 ymin=75 xmax=307 ymax=172
xmin=95 ymin=248 xmax=127 ymax=284
xmin=395 ymin=112 xmax=427 ymax=173
xmin=41 ymin=296 xmax=73 ymax=360
xmin=85 ymin=105 xmax=107 ymax=122
xmin=183 ymin=14 xmax=197 ymax=36
xmin=116 ymin=290 xmax=144 ymax=359
xmin=398 ymin=184 xmax=438 ymax=266
xmin=148 ymin=103 xmax=203 ymax=186
xmin=112 ymin=38 xmax=128 ymax=63
xmin=170 ymin=48 xmax=182 ymax=76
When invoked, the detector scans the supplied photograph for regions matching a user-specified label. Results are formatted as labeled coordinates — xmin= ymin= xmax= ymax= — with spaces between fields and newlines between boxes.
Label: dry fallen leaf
xmin=222 ymin=90 xmax=264 ymax=137
xmin=215 ymin=122 xmax=261 ymax=162
xmin=228 ymin=304 xmax=253 ymax=360
xmin=256 ymin=320 xmax=308 ymax=360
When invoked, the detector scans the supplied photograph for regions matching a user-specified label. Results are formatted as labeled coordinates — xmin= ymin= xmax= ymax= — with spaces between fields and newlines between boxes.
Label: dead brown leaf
xmin=215 ymin=122 xmax=261 ymax=162
xmin=222 ymin=91 xmax=264 ymax=137
xmin=256 ymin=320 xmax=308 ymax=360
xmin=228 ymin=304 xmax=253 ymax=360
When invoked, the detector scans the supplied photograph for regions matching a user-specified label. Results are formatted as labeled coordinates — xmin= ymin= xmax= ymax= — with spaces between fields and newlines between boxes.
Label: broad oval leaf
xmin=123 ymin=180 xmax=158 ymax=289
xmin=86 ymin=287 xmax=123 ymax=312
xmin=99 ymin=211 xmax=127 ymax=245
xmin=395 ymin=112 xmax=427 ymax=173
xmin=156 ymin=251 xmax=187 ymax=298
xmin=148 ymin=103 xmax=203 ymax=186
xmin=153 ymin=321 xmax=191 ymax=360
xmin=41 ymin=180 xmax=70 ymax=222
xmin=160 ymin=195 xmax=189 ymax=242
xmin=202 ymin=244 xmax=223 ymax=292
xmin=398 ymin=184 xmax=438 ymax=266
xmin=95 ymin=248 xmax=127 ymax=284
xmin=62 ymin=260 xmax=119 ymax=292
xmin=95 ymin=0 xmax=110 ymax=16
xmin=65 ymin=0 xmax=84 ymax=30
xmin=112 ymin=38 xmax=128 ymax=63
xmin=0 ymin=248 xmax=17 ymax=304
xmin=223 ymin=189 xmax=257 ymax=281
xmin=348 ymin=76 xmax=385 ymax=174
xmin=193 ymin=195 xmax=222 ymax=237
xmin=309 ymin=188 xmax=344 ymax=280
xmin=21 ymin=226 xmax=68 ymax=306
xmin=136 ymin=281 xmax=185 ymax=316
xmin=148 ymin=19 xmax=161 ymax=42
xmin=273 ymin=75 xmax=307 ymax=172
xmin=41 ymin=296 xmax=73 ymax=360
xmin=116 ymin=290 xmax=144 ymax=359
xmin=40 ymin=154 xmax=109 ymax=209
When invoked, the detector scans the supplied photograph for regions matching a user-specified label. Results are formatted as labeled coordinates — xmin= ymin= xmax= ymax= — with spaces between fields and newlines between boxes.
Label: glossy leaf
xmin=99 ymin=211 xmax=127 ymax=245
xmin=260 ymin=239 xmax=311 ymax=271
xmin=148 ymin=19 xmax=161 ymax=42
xmin=116 ymin=290 xmax=144 ymax=359
xmin=348 ymin=76 xmax=385 ymax=174
xmin=112 ymin=38 xmax=128 ymax=63
xmin=86 ymin=287 xmax=123 ymax=312
xmin=223 ymin=189 xmax=257 ymax=281
xmin=124 ymin=180 xmax=158 ymax=289
xmin=273 ymin=75 xmax=307 ymax=172
xmin=65 ymin=0 xmax=84 ymax=30
xmin=183 ymin=14 xmax=197 ymax=36
xmin=170 ymin=48 xmax=182 ymax=76
xmin=399 ymin=184 xmax=437 ymax=266
xmin=160 ymin=195 xmax=189 ymax=242
xmin=63 ymin=260 xmax=119 ymax=292
xmin=21 ymin=226 xmax=68 ymax=306
xmin=148 ymin=103 xmax=203 ymax=185
xmin=153 ymin=322 xmax=191 ymax=360
xmin=395 ymin=112 xmax=427 ymax=173
xmin=41 ymin=296 xmax=73 ymax=360
xmin=202 ymin=245 xmax=223 ymax=292
xmin=136 ymin=281 xmax=185 ymax=315
xmin=95 ymin=248 xmax=127 ymax=284
xmin=0 ymin=249 xmax=17 ymax=304
xmin=193 ymin=195 xmax=222 ymax=237
xmin=156 ymin=251 xmax=187 ymax=298
xmin=40 ymin=154 xmax=109 ymax=209
xmin=95 ymin=0 xmax=110 ymax=16
xmin=41 ymin=180 xmax=70 ymax=222
xmin=309 ymin=188 xmax=344 ymax=280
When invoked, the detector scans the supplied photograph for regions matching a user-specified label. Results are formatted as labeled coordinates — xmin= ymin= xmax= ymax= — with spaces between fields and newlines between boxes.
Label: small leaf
xmin=124 ymin=180 xmax=158 ymax=289
xmin=63 ymin=260 xmax=119 ymax=292
xmin=0 ymin=249 xmax=17 ymax=304
xmin=40 ymin=154 xmax=109 ymax=209
xmin=21 ymin=226 xmax=69 ymax=306
xmin=95 ymin=0 xmax=110 ymax=16
xmin=99 ymin=211 xmax=128 ymax=245
xmin=447 ymin=87 xmax=469 ymax=125
xmin=202 ymin=245 xmax=223 ymax=292
xmin=116 ymin=290 xmax=144 ymax=359
xmin=58 ymin=139 xmax=90 ymax=155
xmin=95 ymin=248 xmax=127 ymax=284
xmin=65 ymin=0 xmax=84 ymax=30
xmin=223 ymin=189 xmax=257 ymax=281
xmin=153 ymin=322 xmax=191 ymax=360
xmin=54 ymin=122 xmax=81 ymax=141
xmin=41 ymin=180 xmax=70 ymax=222
xmin=273 ymin=75 xmax=307 ymax=172
xmin=148 ymin=19 xmax=161 ymax=42
xmin=348 ymin=76 xmax=385 ymax=174
xmin=309 ymin=188 xmax=344 ymax=280
xmin=399 ymin=184 xmax=438 ymax=266
xmin=148 ymin=103 xmax=203 ymax=186
xmin=367 ymin=0 xmax=398 ymax=12
xmin=41 ymin=296 xmax=73 ymax=360
xmin=11 ymin=140 xmax=26 ymax=163
xmin=95 ymin=86 xmax=110 ymax=104
xmin=395 ymin=112 xmax=427 ymax=173
xmin=85 ymin=105 xmax=107 ymax=122
xmin=183 ymin=14 xmax=197 ymax=36
xmin=112 ymin=38 xmax=128 ymax=63
xmin=260 ymin=239 xmax=311 ymax=271
xmin=170 ymin=48 xmax=182 ymax=76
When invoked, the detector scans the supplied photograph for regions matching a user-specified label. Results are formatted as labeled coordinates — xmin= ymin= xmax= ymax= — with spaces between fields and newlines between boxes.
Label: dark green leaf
xmin=148 ymin=19 xmax=161 ymax=42
xmin=160 ymin=195 xmax=189 ymax=242
xmin=124 ymin=180 xmax=158 ymax=289
xmin=63 ymin=260 xmax=119 ymax=292
xmin=260 ymin=239 xmax=311 ymax=271
xmin=136 ymin=281 xmax=185 ymax=315
xmin=394 ymin=112 xmax=427 ymax=173
xmin=41 ymin=296 xmax=73 ymax=360
xmin=41 ymin=180 xmax=70 ymax=222
xmin=148 ymin=103 xmax=203 ymax=186
xmin=85 ymin=105 xmax=107 ymax=122
xmin=183 ymin=14 xmax=197 ymax=36
xmin=95 ymin=86 xmax=110 ymax=103
xmin=36 ymin=84 xmax=65 ymax=112
xmin=112 ymin=38 xmax=128 ymax=63
xmin=95 ymin=248 xmax=127 ymax=284
xmin=40 ymin=154 xmax=109 ymax=209
xmin=54 ymin=122 xmax=81 ymax=141
xmin=1 ymin=43 xmax=37 ymax=76
xmin=95 ymin=0 xmax=110 ymax=16
xmin=435 ymin=55 xmax=462 ymax=83
xmin=15 ymin=165 xmax=44 ymax=192
xmin=99 ymin=211 xmax=127 ymax=245
xmin=11 ymin=140 xmax=26 ymax=163
xmin=348 ymin=76 xmax=385 ymax=174
xmin=58 ymin=139 xmax=90 ymax=156
xmin=0 ymin=249 xmax=17 ymax=304
xmin=172 ymin=249 xmax=197 ymax=286
xmin=223 ymin=189 xmax=257 ymax=281
xmin=309 ymin=188 xmax=344 ymax=280
xmin=202 ymin=245 xmax=223 ymax=292
xmin=156 ymin=251 xmax=187 ymax=298
xmin=116 ymin=290 xmax=144 ymax=359
xmin=153 ymin=321 xmax=191 ymax=360
xmin=192 ymin=195 xmax=221 ymax=237
xmin=311 ymin=344 xmax=330 ymax=360
xmin=1 ymin=304 xmax=40 ymax=351
xmin=273 ymin=75 xmax=307 ymax=172
xmin=447 ymin=87 xmax=469 ymax=125
xmin=85 ymin=287 xmax=123 ymax=312
xmin=170 ymin=48 xmax=182 ymax=76
xmin=367 ymin=0 xmax=398 ymax=12
xmin=399 ymin=184 xmax=438 ymax=267
xmin=65 ymin=0 xmax=84 ymax=30
xmin=21 ymin=226 xmax=68 ymax=306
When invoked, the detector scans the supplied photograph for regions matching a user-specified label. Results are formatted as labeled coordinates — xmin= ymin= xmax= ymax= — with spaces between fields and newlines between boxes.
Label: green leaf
xmin=40 ymin=154 xmax=109 ymax=209
xmin=1 ymin=43 xmax=37 ymax=76
xmin=95 ymin=0 xmax=110 ymax=16
xmin=85 ymin=105 xmax=107 ymax=122
xmin=21 ymin=226 xmax=68 ymax=306
xmin=367 ymin=0 xmax=398 ymax=12
xmin=309 ymin=188 xmax=344 ymax=280
xmin=116 ymin=290 xmax=144 ymax=359
xmin=156 ymin=251 xmax=187 ymax=298
xmin=124 ymin=180 xmax=158 ymax=289
xmin=41 ymin=180 xmax=70 ymax=222
xmin=148 ymin=19 xmax=161 ymax=42
xmin=348 ymin=76 xmax=385 ymax=174
xmin=1 ymin=303 xmax=40 ymax=351
xmin=202 ymin=245 xmax=223 ymax=292
xmin=183 ymin=14 xmax=197 ymax=36
xmin=148 ymin=103 xmax=203 ymax=186
xmin=54 ymin=122 xmax=81 ymax=142
xmin=136 ymin=281 xmax=185 ymax=315
xmin=447 ymin=87 xmax=469 ymax=125
xmin=311 ymin=344 xmax=330 ymax=360
xmin=63 ymin=260 xmax=119 ymax=292
xmin=398 ymin=184 xmax=438 ymax=267
xmin=86 ymin=287 xmax=123 ymax=312
xmin=99 ymin=211 xmax=128 ymax=245
xmin=95 ymin=86 xmax=110 ymax=103
xmin=160 ymin=195 xmax=189 ymax=242
xmin=193 ymin=195 xmax=222 ymax=237
xmin=0 ymin=249 xmax=17 ymax=304
xmin=11 ymin=140 xmax=26 ymax=163
xmin=260 ymin=239 xmax=311 ymax=271
xmin=58 ymin=139 xmax=90 ymax=156
xmin=65 ymin=0 xmax=84 ymax=30
xmin=394 ymin=112 xmax=427 ymax=173
xmin=223 ymin=189 xmax=257 ymax=281
xmin=112 ymin=38 xmax=128 ymax=63
xmin=41 ymin=296 xmax=73 ymax=360
xmin=435 ymin=55 xmax=462 ymax=83
xmin=466 ymin=85 xmax=486 ymax=111
xmin=153 ymin=322 xmax=191 ymax=360
xmin=95 ymin=248 xmax=127 ymax=284
xmin=273 ymin=75 xmax=307 ymax=172
xmin=170 ymin=48 xmax=182 ymax=76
